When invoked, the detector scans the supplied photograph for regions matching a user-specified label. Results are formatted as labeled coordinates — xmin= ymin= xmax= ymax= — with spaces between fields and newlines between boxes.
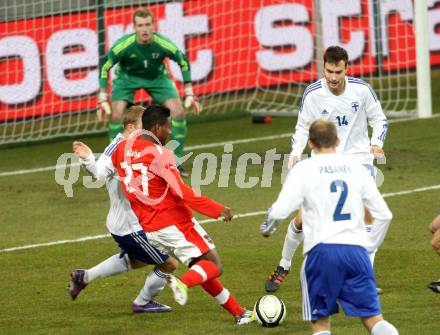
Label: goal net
xmin=0 ymin=0 xmax=436 ymax=146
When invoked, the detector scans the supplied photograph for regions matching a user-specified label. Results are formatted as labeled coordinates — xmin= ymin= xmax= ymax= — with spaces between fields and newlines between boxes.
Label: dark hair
xmin=309 ymin=119 xmax=338 ymax=149
xmin=323 ymin=46 xmax=349 ymax=66
xmin=142 ymin=104 xmax=170 ymax=130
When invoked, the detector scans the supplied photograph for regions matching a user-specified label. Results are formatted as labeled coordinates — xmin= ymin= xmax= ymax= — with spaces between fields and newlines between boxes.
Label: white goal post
xmin=415 ymin=0 xmax=433 ymax=119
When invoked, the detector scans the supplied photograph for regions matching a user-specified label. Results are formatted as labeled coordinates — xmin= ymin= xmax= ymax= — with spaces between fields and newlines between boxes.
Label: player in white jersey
xmin=265 ymin=46 xmax=388 ymax=292
xmin=261 ymin=119 xmax=398 ymax=335
xmin=68 ymin=106 xmax=178 ymax=313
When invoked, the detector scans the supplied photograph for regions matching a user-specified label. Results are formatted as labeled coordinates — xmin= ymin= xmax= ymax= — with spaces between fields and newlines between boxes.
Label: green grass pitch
xmin=0 ymin=114 xmax=439 ymax=335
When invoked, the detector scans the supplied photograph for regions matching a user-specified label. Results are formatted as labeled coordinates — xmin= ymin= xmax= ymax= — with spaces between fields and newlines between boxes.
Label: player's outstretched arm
xmin=154 ymin=153 xmax=224 ymax=218
xmin=73 ymin=141 xmax=92 ymax=160
xmin=261 ymin=166 xmax=305 ymax=237
xmin=362 ymin=171 xmax=393 ymax=252
xmin=162 ymin=37 xmax=200 ymax=114
xmin=365 ymin=85 xmax=388 ymax=158
xmin=97 ymin=45 xmax=123 ymax=121
xmin=270 ymin=167 xmax=304 ymax=220
xmin=73 ymin=141 xmax=115 ymax=180
xmin=73 ymin=141 xmax=99 ymax=177
xmin=173 ymin=177 xmax=224 ymax=219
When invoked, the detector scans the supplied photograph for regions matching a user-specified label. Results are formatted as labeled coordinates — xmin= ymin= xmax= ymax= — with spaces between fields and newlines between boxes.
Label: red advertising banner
xmin=1 ymin=0 xmax=440 ymax=121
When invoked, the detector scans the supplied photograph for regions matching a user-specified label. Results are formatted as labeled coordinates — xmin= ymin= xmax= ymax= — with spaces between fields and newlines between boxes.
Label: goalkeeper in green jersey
xmin=98 ymin=8 xmax=200 ymax=176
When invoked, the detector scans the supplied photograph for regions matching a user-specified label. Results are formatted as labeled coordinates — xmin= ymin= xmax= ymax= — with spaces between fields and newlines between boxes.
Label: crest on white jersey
xmin=351 ymin=102 xmax=360 ymax=112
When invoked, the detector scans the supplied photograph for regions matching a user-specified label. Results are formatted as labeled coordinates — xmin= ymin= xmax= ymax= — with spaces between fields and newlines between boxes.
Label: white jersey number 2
xmin=330 ymin=180 xmax=351 ymax=221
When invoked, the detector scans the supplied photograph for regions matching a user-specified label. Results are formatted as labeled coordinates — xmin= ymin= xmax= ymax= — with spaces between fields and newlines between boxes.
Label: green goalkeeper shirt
xmin=99 ymin=32 xmax=191 ymax=89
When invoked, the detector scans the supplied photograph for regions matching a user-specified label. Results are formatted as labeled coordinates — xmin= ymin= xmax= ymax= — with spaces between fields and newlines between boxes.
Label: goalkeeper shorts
xmin=111 ymin=71 xmax=179 ymax=105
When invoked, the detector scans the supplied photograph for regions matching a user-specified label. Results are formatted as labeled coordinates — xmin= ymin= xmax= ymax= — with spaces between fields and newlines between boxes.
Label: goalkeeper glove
xmin=97 ymin=92 xmax=112 ymax=122
xmin=184 ymin=86 xmax=201 ymax=114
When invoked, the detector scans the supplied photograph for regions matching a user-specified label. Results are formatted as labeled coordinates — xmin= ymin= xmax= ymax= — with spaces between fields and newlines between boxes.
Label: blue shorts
xmin=301 ymin=243 xmax=381 ymax=320
xmin=363 ymin=164 xmax=376 ymax=180
xmin=112 ymin=230 xmax=169 ymax=265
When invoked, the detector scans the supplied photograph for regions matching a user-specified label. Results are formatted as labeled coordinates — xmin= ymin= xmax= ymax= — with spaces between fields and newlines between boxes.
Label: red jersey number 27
xmin=120 ymin=162 xmax=149 ymax=195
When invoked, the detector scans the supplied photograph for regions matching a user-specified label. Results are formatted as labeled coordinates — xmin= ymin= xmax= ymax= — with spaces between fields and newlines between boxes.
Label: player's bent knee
xmin=192 ymin=250 xmax=223 ymax=275
xmin=157 ymin=258 xmax=178 ymax=274
xmin=211 ymin=259 xmax=224 ymax=276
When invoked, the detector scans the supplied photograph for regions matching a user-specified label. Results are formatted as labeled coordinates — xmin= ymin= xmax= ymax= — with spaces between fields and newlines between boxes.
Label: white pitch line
xmin=0 ymin=162 xmax=82 ymax=177
xmin=1 ymin=114 xmax=439 ymax=178
xmin=1 ymin=185 xmax=439 ymax=254
xmin=0 ymin=234 xmax=112 ymax=253
xmin=382 ymin=184 xmax=440 ymax=198
xmin=185 ymin=133 xmax=291 ymax=151
xmin=0 ymin=211 xmax=268 ymax=253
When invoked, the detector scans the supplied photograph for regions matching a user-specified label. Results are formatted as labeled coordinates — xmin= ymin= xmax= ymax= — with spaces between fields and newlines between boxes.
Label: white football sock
xmin=85 ymin=254 xmax=131 ymax=283
xmin=371 ymin=320 xmax=399 ymax=335
xmin=134 ymin=269 xmax=167 ymax=305
xmin=312 ymin=331 xmax=331 ymax=335
xmin=279 ymin=219 xmax=304 ymax=270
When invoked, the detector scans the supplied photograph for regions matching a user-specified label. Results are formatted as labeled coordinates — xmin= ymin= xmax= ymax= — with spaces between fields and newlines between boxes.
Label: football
xmin=253 ymin=295 xmax=286 ymax=327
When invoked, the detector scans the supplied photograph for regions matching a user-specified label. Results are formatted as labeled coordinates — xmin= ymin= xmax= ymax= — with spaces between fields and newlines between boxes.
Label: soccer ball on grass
xmin=253 ymin=295 xmax=286 ymax=327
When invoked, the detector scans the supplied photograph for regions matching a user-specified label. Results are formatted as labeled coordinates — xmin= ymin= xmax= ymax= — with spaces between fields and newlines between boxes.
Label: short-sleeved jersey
xmin=268 ymin=153 xmax=392 ymax=255
xmin=111 ymin=137 xmax=224 ymax=232
xmin=291 ymin=77 xmax=388 ymax=164
xmin=99 ymin=32 xmax=191 ymax=89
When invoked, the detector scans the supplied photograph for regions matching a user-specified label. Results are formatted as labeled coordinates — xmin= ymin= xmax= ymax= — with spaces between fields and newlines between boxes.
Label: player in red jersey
xmin=111 ymin=104 xmax=254 ymax=325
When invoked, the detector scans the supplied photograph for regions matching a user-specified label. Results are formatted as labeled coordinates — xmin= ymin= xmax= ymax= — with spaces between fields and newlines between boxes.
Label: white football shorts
xmin=146 ymin=218 xmax=216 ymax=266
